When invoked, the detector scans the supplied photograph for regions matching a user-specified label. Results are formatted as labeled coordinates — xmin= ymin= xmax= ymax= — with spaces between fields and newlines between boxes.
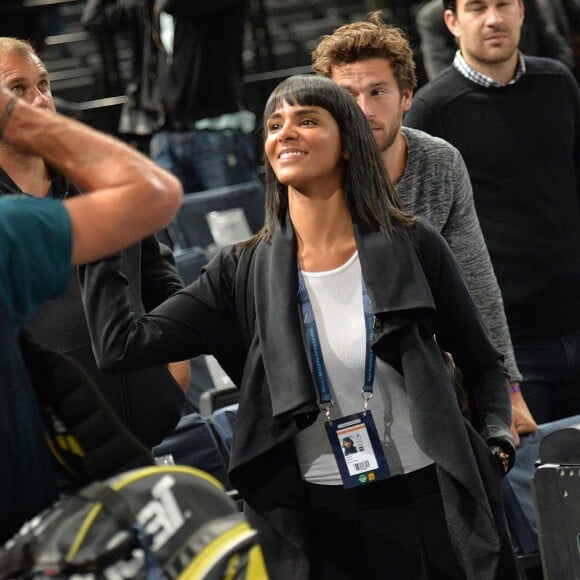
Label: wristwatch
xmin=489 ymin=444 xmax=511 ymax=475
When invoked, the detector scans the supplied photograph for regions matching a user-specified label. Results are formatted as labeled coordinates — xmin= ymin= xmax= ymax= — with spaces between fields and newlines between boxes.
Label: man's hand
xmin=510 ymin=383 xmax=538 ymax=446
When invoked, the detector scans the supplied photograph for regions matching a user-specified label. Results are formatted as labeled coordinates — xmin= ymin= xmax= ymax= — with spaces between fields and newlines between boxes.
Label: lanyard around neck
xmin=297 ymin=267 xmax=376 ymax=419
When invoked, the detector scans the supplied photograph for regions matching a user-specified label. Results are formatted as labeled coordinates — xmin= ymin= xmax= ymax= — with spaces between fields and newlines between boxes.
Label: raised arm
xmin=0 ymin=87 xmax=183 ymax=265
xmin=79 ymin=248 xmax=246 ymax=381
xmin=138 ymin=235 xmax=192 ymax=392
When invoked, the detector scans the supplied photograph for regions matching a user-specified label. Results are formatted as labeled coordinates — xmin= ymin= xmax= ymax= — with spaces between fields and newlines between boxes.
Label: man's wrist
xmin=509 ymin=382 xmax=521 ymax=394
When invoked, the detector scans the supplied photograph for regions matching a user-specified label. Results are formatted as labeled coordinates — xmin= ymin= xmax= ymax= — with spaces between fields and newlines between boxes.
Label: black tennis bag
xmin=0 ymin=465 xmax=267 ymax=579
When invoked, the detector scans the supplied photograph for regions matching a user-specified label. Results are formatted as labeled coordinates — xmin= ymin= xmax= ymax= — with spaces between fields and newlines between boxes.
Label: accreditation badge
xmin=326 ymin=411 xmax=391 ymax=489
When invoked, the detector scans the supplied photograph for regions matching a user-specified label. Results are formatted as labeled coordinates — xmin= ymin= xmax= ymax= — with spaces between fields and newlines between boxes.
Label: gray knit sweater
xmin=397 ymin=127 xmax=520 ymax=381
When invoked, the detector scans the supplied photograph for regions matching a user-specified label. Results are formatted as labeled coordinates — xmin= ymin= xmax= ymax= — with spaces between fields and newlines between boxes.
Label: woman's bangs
xmin=264 ymin=76 xmax=337 ymax=120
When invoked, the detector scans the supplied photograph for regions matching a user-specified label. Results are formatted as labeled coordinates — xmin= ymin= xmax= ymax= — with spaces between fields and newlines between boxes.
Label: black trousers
xmin=305 ymin=464 xmax=466 ymax=580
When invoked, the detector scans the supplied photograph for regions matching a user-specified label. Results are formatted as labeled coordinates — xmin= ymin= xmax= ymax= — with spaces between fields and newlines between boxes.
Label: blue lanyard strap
xmin=362 ymin=282 xmax=376 ymax=400
xmin=297 ymin=267 xmax=376 ymax=414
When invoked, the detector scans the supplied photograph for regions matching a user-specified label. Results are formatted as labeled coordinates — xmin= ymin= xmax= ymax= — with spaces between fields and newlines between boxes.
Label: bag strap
xmin=62 ymin=482 xmax=141 ymax=575
xmin=77 ymin=481 xmax=136 ymax=528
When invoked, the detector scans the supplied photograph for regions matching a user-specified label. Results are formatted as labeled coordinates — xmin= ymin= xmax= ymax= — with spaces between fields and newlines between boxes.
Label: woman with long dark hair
xmin=82 ymin=75 xmax=519 ymax=579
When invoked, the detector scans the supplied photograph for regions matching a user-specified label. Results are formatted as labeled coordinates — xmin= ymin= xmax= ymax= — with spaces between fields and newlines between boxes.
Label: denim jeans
xmin=514 ymin=327 xmax=580 ymax=424
xmin=150 ymin=128 xmax=259 ymax=193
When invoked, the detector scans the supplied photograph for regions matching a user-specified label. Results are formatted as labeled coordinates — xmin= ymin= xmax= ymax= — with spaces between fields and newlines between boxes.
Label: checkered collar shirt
xmin=452 ymin=49 xmax=526 ymax=87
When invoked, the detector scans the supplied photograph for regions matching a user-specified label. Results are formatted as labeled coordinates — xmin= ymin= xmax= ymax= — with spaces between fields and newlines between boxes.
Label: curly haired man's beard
xmin=376 ymin=125 xmax=399 ymax=154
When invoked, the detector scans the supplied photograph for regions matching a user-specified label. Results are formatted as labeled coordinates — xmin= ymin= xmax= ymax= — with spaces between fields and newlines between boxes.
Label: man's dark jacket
xmin=0 ymin=168 xmax=185 ymax=447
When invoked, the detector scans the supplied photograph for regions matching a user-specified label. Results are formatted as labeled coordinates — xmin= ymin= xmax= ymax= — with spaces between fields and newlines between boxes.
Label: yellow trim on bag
xmin=178 ymin=521 xmax=261 ymax=579
xmin=221 ymin=546 xmax=268 ymax=580
xmin=56 ymin=434 xmax=67 ymax=451
xmin=108 ymin=465 xmax=224 ymax=492
xmin=44 ymin=434 xmax=78 ymax=476
xmin=66 ymin=509 xmax=102 ymax=562
xmin=65 ymin=465 xmax=225 ymax=562
xmin=223 ymin=553 xmax=242 ymax=580
xmin=245 ymin=545 xmax=269 ymax=579
xmin=56 ymin=433 xmax=85 ymax=457
xmin=67 ymin=435 xmax=84 ymax=457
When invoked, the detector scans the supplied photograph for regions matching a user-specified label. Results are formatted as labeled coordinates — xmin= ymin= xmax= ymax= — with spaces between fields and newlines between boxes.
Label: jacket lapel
xmin=354 ymin=224 xmax=436 ymax=338
xmin=253 ymin=222 xmax=439 ymax=420
xmin=253 ymin=221 xmax=318 ymax=419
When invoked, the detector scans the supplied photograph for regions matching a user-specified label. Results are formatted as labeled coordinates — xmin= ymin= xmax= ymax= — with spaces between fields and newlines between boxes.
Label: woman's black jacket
xmin=80 ymin=216 xmax=518 ymax=579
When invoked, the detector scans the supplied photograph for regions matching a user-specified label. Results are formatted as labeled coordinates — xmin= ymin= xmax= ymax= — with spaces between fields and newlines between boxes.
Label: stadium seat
xmin=173 ymin=246 xmax=209 ymax=285
xmin=172 ymin=181 xmax=265 ymax=251
xmin=153 ymin=411 xmax=232 ymax=490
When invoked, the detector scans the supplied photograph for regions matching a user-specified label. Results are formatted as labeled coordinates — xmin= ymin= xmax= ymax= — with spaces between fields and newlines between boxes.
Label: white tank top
xmin=294 ymin=252 xmax=433 ymax=485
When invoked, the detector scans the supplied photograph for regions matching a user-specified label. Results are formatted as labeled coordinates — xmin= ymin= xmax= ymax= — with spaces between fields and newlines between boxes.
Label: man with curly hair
xmin=312 ymin=12 xmax=537 ymax=441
